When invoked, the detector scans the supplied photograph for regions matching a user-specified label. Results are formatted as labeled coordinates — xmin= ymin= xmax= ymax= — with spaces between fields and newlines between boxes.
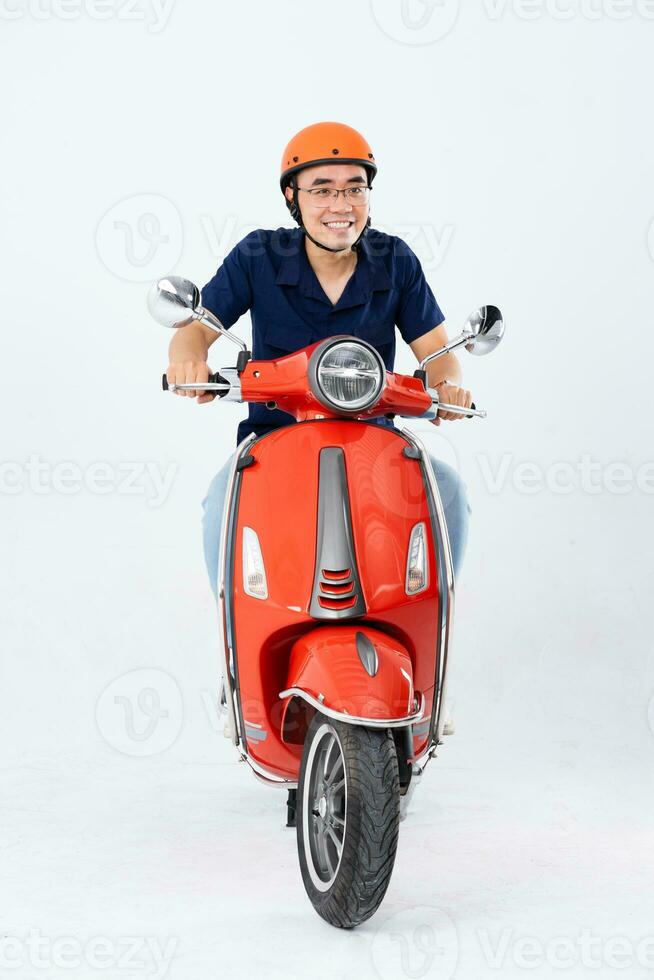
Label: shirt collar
xmin=275 ymin=228 xmax=392 ymax=308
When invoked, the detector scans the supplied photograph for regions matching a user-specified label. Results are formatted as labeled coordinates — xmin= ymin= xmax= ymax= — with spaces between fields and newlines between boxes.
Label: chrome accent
xmin=465 ymin=304 xmax=504 ymax=357
xmin=167 ymin=382 xmax=231 ymax=393
xmin=199 ymin=307 xmax=247 ymax=352
xmin=418 ymin=304 xmax=504 ymax=371
xmin=147 ymin=274 xmax=247 ymax=351
xmin=418 ymin=329 xmax=474 ymax=371
xmin=279 ymin=688 xmax=425 ymax=729
xmin=411 ymin=387 xmax=486 ymax=421
xmin=309 ymin=448 xmax=366 ymax=620
xmin=147 ymin=275 xmax=200 ymax=328
xmin=216 ymin=366 xmax=243 ymax=402
xmin=244 ymin=753 xmax=297 ymax=789
xmin=435 ymin=400 xmax=487 ymax=419
xmin=302 ymin=722 xmax=347 ymax=892
xmin=355 ymin=631 xmax=379 ymax=677
xmin=307 ymin=336 xmax=386 ymax=415
xmin=397 ymin=426 xmax=455 ymax=746
xmin=216 ymin=434 xmax=256 ymax=748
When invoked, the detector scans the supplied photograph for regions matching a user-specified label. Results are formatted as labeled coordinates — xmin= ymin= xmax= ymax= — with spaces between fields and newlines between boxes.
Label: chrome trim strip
xmin=279 ymin=687 xmax=425 ymax=729
xmin=397 ymin=425 xmax=456 ymax=746
xmin=242 ymin=753 xmax=297 ymax=789
xmin=216 ymin=434 xmax=257 ymax=749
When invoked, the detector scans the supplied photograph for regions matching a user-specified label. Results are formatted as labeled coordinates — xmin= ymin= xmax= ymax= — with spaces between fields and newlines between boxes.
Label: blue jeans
xmin=202 ymin=451 xmax=470 ymax=600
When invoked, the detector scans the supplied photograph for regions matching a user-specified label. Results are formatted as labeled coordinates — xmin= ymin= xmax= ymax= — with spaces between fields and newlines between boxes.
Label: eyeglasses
xmin=297 ymin=186 xmax=371 ymax=207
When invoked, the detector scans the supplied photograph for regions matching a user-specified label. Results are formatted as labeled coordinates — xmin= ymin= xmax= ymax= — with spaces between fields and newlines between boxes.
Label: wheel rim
xmin=303 ymin=722 xmax=347 ymax=892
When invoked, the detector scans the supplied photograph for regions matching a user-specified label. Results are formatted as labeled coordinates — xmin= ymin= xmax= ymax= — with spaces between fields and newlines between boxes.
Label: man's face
xmin=285 ymin=163 xmax=370 ymax=250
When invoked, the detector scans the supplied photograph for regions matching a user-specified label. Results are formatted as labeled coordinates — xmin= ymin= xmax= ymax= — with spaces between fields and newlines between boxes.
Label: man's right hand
xmin=165 ymin=360 xmax=216 ymax=404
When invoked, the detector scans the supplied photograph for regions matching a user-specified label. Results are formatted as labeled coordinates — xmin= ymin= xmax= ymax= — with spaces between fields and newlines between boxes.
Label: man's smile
xmin=322 ymin=219 xmax=355 ymax=231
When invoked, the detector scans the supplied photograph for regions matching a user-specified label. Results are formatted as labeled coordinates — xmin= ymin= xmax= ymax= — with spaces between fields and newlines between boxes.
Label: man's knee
xmin=428 ymin=456 xmax=470 ymax=516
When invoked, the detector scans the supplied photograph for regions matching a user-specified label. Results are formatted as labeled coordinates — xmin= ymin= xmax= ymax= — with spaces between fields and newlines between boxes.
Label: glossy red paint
xmin=238 ymin=343 xmax=432 ymax=422
xmin=282 ymin=624 xmax=416 ymax=721
xmin=230 ymin=419 xmax=441 ymax=780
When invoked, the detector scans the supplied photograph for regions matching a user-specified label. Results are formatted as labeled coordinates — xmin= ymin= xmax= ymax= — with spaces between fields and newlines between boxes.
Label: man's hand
xmin=166 ymin=359 xmax=216 ymax=404
xmin=431 ymin=382 xmax=473 ymax=425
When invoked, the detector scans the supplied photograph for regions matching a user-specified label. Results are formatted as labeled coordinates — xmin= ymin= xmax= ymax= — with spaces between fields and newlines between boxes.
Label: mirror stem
xmin=418 ymin=330 xmax=473 ymax=372
xmin=196 ymin=308 xmax=248 ymax=352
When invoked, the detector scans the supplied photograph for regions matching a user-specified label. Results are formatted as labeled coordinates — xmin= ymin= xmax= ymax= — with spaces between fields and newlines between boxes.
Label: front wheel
xmin=297 ymin=712 xmax=400 ymax=928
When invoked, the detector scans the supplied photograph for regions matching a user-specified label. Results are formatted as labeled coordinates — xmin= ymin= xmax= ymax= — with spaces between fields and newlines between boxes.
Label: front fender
xmin=279 ymin=625 xmax=423 ymax=742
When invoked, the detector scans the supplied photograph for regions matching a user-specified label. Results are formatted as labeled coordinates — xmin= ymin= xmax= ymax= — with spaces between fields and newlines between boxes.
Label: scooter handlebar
xmin=162 ymin=372 xmax=230 ymax=393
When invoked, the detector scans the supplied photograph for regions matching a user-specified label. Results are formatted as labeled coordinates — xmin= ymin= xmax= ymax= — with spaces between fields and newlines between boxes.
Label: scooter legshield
xmin=279 ymin=624 xmax=422 ymax=741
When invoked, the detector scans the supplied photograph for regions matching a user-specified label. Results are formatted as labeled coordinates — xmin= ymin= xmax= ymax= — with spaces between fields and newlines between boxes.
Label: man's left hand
xmin=431 ymin=382 xmax=473 ymax=425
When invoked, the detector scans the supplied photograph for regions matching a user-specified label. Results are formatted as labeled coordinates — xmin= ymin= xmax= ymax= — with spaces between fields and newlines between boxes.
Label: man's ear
xmin=284 ymin=185 xmax=293 ymax=203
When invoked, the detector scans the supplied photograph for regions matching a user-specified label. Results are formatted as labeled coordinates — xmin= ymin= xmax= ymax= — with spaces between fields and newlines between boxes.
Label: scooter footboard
xmin=279 ymin=625 xmax=424 ymax=742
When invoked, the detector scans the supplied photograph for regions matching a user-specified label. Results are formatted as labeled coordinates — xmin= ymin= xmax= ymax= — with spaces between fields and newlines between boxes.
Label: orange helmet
xmin=280 ymin=121 xmax=377 ymax=192
xmin=280 ymin=123 xmax=376 ymax=251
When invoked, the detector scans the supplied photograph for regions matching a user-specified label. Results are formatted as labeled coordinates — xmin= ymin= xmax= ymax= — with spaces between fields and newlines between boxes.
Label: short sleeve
xmin=394 ymin=241 xmax=445 ymax=344
xmin=200 ymin=231 xmax=258 ymax=328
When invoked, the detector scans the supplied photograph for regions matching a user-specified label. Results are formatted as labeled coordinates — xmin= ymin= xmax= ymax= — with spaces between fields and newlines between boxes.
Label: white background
xmin=2 ymin=1 xmax=654 ymax=977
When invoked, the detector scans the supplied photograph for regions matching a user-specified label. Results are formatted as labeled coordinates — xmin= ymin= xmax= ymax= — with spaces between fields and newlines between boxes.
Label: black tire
xmin=296 ymin=712 xmax=400 ymax=929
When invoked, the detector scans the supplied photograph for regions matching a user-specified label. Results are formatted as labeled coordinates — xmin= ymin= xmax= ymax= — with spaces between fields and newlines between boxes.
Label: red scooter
xmin=149 ymin=276 xmax=504 ymax=928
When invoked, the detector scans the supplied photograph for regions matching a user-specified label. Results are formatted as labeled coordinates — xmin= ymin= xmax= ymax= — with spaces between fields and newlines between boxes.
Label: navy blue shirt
xmin=201 ymin=226 xmax=444 ymax=445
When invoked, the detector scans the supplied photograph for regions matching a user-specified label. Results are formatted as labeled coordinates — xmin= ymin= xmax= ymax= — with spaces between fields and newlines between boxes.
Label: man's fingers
xmin=437 ymin=384 xmax=473 ymax=421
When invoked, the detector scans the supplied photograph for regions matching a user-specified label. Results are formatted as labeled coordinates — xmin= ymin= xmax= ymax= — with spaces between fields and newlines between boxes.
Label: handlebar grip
xmin=161 ymin=371 xmax=224 ymax=392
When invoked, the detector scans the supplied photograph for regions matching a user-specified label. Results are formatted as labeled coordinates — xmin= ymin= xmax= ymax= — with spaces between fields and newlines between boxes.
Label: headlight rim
xmin=308 ymin=335 xmax=387 ymax=415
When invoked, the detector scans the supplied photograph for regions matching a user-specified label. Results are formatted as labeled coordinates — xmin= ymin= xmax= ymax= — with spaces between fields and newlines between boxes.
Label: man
xmin=166 ymin=121 xmax=471 ymax=599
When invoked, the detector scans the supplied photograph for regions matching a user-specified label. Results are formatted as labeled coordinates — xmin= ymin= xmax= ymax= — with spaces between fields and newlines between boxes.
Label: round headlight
xmin=310 ymin=339 xmax=386 ymax=413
